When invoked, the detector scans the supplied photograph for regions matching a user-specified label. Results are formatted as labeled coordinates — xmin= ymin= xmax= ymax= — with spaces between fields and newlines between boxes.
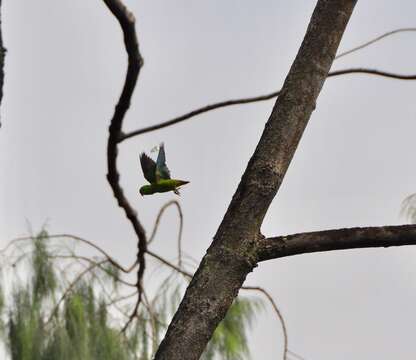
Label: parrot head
xmin=139 ymin=185 xmax=154 ymax=196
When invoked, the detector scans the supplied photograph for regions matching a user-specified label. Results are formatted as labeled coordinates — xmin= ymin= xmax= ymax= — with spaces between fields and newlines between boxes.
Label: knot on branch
xmin=216 ymin=246 xmax=258 ymax=270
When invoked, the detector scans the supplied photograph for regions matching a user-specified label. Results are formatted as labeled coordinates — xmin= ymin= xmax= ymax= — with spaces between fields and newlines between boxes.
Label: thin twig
xmin=146 ymin=250 xmax=193 ymax=279
xmin=242 ymin=286 xmax=288 ymax=360
xmin=142 ymin=289 xmax=160 ymax=355
xmin=51 ymin=254 xmax=136 ymax=287
xmin=121 ymin=67 xmax=416 ymax=140
xmin=148 ymin=200 xmax=184 ymax=267
xmin=336 ymin=27 xmax=416 ymax=59
xmin=5 ymin=234 xmax=136 ymax=273
xmin=107 ymin=290 xmax=138 ymax=307
xmin=121 ymin=283 xmax=142 ymax=333
xmin=76 ymin=258 xmax=133 ymax=318
xmin=287 ymin=350 xmax=306 ymax=360
xmin=328 ymin=67 xmax=416 ymax=80
xmin=120 ymin=90 xmax=280 ymax=141
xmin=47 ymin=259 xmax=108 ymax=324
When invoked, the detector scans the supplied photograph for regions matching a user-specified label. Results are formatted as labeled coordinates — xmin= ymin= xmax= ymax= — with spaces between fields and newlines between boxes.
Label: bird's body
xmin=139 ymin=144 xmax=189 ymax=196
xmin=139 ymin=179 xmax=189 ymax=195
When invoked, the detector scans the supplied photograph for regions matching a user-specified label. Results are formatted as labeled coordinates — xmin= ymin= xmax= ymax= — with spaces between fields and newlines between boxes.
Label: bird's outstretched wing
xmin=156 ymin=143 xmax=171 ymax=180
xmin=140 ymin=153 xmax=157 ymax=183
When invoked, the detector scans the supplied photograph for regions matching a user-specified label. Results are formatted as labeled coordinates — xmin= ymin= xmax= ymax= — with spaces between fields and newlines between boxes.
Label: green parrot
xmin=139 ymin=143 xmax=189 ymax=196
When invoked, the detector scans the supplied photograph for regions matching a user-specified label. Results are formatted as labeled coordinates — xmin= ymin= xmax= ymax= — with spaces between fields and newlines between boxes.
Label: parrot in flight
xmin=139 ymin=143 xmax=189 ymax=196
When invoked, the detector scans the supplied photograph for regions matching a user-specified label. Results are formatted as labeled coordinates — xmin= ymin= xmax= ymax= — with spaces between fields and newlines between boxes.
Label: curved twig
xmin=51 ymin=254 xmax=136 ymax=287
xmin=5 ymin=234 xmax=137 ymax=273
xmin=242 ymin=286 xmax=288 ymax=360
xmin=102 ymin=0 xmax=146 ymax=332
xmin=148 ymin=200 xmax=184 ymax=267
xmin=121 ymin=67 xmax=416 ymax=141
xmin=120 ymin=90 xmax=280 ymax=141
xmin=336 ymin=27 xmax=416 ymax=59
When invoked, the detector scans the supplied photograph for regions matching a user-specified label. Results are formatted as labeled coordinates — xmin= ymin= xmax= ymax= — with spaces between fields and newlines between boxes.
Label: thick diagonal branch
xmin=102 ymin=0 xmax=146 ymax=331
xmin=154 ymin=1 xmax=357 ymax=359
xmin=258 ymin=224 xmax=416 ymax=262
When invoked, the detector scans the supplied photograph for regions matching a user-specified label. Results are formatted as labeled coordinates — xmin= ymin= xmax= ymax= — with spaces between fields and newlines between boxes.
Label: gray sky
xmin=1 ymin=1 xmax=416 ymax=359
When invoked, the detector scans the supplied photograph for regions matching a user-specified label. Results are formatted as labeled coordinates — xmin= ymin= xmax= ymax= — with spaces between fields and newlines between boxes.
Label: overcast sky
xmin=1 ymin=1 xmax=416 ymax=359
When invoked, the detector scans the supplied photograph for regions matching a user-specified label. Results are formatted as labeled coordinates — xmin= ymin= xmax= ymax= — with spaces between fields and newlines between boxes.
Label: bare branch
xmin=121 ymin=284 xmax=142 ymax=333
xmin=47 ymin=259 xmax=108 ymax=324
xmin=106 ymin=290 xmax=138 ymax=307
xmin=336 ymin=27 xmax=416 ymax=59
xmin=146 ymin=249 xmax=193 ymax=279
xmin=5 ymin=234 xmax=137 ymax=273
xmin=51 ymin=254 xmax=136 ymax=287
xmin=102 ymin=0 xmax=147 ymax=332
xmin=119 ymin=26 xmax=416 ymax=142
xmin=0 ymin=0 xmax=5 ymax=129
xmin=242 ymin=286 xmax=288 ymax=360
xmin=148 ymin=200 xmax=184 ymax=267
xmin=120 ymin=90 xmax=280 ymax=141
xmin=258 ymin=224 xmax=416 ymax=262
xmin=287 ymin=350 xmax=306 ymax=360
xmin=328 ymin=68 xmax=416 ymax=80
xmin=142 ymin=289 xmax=160 ymax=355
xmin=120 ymin=67 xmax=416 ymax=140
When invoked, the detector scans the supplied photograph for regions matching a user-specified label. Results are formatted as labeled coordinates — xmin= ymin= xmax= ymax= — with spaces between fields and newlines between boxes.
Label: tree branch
xmin=258 ymin=224 xmax=416 ymax=262
xmin=47 ymin=259 xmax=108 ymax=324
xmin=120 ymin=67 xmax=416 ymax=141
xmin=5 ymin=234 xmax=137 ymax=273
xmin=242 ymin=286 xmax=288 ymax=360
xmin=328 ymin=68 xmax=416 ymax=80
xmin=0 ymin=0 xmax=5 ymax=129
xmin=102 ymin=0 xmax=146 ymax=331
xmin=146 ymin=249 xmax=192 ymax=279
xmin=155 ymin=1 xmax=357 ymax=359
xmin=120 ymin=26 xmax=416 ymax=142
xmin=119 ymin=90 xmax=280 ymax=141
xmin=148 ymin=200 xmax=184 ymax=267
xmin=336 ymin=27 xmax=416 ymax=59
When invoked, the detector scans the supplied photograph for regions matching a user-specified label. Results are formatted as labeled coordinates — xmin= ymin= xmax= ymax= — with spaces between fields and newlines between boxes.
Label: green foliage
xmin=0 ymin=231 xmax=262 ymax=359
xmin=0 ymin=281 xmax=5 ymax=335
xmin=31 ymin=231 xmax=56 ymax=301
xmin=401 ymin=193 xmax=416 ymax=223
xmin=202 ymin=298 xmax=263 ymax=360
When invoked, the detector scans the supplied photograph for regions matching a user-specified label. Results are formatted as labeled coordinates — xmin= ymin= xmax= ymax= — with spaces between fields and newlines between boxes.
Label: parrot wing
xmin=156 ymin=143 xmax=171 ymax=180
xmin=140 ymin=153 xmax=157 ymax=183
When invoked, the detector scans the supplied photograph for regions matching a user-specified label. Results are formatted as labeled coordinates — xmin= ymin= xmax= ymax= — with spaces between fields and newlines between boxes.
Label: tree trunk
xmin=154 ymin=1 xmax=358 ymax=359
